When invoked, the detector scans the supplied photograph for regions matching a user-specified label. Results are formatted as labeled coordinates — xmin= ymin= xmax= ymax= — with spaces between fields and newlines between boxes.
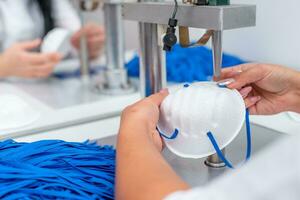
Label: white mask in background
xmin=158 ymin=82 xmax=246 ymax=159
xmin=41 ymin=28 xmax=72 ymax=58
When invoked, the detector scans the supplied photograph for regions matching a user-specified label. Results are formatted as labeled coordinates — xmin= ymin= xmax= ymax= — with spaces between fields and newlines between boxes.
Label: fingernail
xmin=160 ymin=88 xmax=168 ymax=94
xmin=217 ymin=78 xmax=235 ymax=87
xmin=240 ymin=87 xmax=252 ymax=98
xmin=250 ymin=96 xmax=261 ymax=102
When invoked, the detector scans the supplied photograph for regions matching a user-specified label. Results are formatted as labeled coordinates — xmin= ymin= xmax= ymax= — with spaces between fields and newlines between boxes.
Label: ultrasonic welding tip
xmin=212 ymin=30 xmax=223 ymax=78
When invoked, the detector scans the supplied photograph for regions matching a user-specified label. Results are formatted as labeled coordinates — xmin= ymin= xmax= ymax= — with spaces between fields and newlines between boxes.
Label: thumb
xmin=18 ymin=39 xmax=42 ymax=50
xmin=147 ymin=89 xmax=169 ymax=106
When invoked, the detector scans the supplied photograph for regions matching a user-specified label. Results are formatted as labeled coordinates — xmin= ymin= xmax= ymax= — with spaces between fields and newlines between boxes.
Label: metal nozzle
xmin=212 ymin=30 xmax=223 ymax=78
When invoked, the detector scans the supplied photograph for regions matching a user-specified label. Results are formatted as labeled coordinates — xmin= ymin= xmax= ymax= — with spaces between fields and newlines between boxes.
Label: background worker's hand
xmin=71 ymin=23 xmax=105 ymax=60
xmin=218 ymin=63 xmax=300 ymax=115
xmin=120 ymin=89 xmax=169 ymax=152
xmin=0 ymin=39 xmax=62 ymax=78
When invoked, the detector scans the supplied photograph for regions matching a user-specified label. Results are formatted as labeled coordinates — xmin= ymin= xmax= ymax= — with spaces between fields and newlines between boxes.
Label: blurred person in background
xmin=0 ymin=0 xmax=105 ymax=79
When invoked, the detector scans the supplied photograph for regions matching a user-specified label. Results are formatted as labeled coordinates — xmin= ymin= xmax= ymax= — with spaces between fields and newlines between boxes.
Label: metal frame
xmin=122 ymin=3 xmax=256 ymax=30
xmin=123 ymin=1 xmax=256 ymax=167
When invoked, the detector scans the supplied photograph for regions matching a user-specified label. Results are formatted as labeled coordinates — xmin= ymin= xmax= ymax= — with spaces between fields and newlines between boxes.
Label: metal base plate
xmin=93 ymin=68 xmax=136 ymax=95
xmin=96 ymin=124 xmax=285 ymax=186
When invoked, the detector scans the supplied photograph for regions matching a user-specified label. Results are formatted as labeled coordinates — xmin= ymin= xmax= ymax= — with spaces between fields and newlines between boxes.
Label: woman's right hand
xmin=218 ymin=63 xmax=300 ymax=115
xmin=0 ymin=39 xmax=62 ymax=78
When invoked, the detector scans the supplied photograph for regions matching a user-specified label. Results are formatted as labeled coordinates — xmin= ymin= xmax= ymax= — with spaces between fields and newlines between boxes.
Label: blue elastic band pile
xmin=0 ymin=140 xmax=115 ymax=200
xmin=126 ymin=45 xmax=245 ymax=82
xmin=53 ymin=45 xmax=245 ymax=82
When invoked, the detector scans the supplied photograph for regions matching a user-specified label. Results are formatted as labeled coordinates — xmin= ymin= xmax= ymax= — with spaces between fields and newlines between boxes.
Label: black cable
xmin=163 ymin=0 xmax=179 ymax=51
xmin=171 ymin=0 xmax=178 ymax=19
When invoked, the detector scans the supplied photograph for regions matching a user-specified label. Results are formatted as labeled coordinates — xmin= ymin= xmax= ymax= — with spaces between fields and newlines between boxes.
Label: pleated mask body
xmin=158 ymin=82 xmax=245 ymax=159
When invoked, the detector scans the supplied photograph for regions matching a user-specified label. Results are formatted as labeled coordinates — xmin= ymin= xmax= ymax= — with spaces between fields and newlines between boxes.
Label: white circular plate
xmin=158 ymin=82 xmax=245 ymax=159
xmin=0 ymin=95 xmax=40 ymax=131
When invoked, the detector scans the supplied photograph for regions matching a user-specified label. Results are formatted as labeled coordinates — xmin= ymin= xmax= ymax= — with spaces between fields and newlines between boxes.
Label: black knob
xmin=163 ymin=32 xmax=177 ymax=51
xmin=163 ymin=19 xmax=178 ymax=52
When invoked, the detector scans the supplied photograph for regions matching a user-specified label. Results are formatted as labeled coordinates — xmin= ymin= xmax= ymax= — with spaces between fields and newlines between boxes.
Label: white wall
xmin=223 ymin=0 xmax=300 ymax=69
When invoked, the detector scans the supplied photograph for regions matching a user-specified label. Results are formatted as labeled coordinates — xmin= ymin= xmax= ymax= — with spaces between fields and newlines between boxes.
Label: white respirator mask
xmin=157 ymin=82 xmax=250 ymax=164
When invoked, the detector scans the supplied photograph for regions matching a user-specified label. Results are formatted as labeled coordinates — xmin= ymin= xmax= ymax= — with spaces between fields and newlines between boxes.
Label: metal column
xmin=205 ymin=30 xmax=225 ymax=167
xmin=78 ymin=1 xmax=91 ymax=83
xmin=211 ymin=30 xmax=223 ymax=78
xmin=105 ymin=4 xmax=124 ymax=72
xmin=95 ymin=3 xmax=134 ymax=95
xmin=139 ymin=23 xmax=166 ymax=97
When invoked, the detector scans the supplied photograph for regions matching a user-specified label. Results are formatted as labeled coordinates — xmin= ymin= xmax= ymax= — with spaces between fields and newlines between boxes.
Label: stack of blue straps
xmin=53 ymin=45 xmax=245 ymax=82
xmin=0 ymin=140 xmax=115 ymax=200
xmin=126 ymin=45 xmax=245 ymax=82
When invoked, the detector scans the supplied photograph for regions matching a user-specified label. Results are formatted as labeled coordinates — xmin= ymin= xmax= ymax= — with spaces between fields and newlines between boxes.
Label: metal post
xmin=78 ymin=0 xmax=99 ymax=83
xmin=205 ymin=30 xmax=225 ymax=168
xmin=95 ymin=3 xmax=134 ymax=95
xmin=79 ymin=9 xmax=90 ymax=83
xmin=139 ymin=23 xmax=166 ymax=97
xmin=211 ymin=30 xmax=223 ymax=78
xmin=104 ymin=4 xmax=124 ymax=72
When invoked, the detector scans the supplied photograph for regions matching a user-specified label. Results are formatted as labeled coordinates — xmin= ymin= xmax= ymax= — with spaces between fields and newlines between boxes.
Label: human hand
xmin=119 ymin=89 xmax=169 ymax=152
xmin=218 ymin=63 xmax=300 ymax=115
xmin=71 ymin=23 xmax=105 ymax=60
xmin=0 ymin=39 xmax=62 ymax=78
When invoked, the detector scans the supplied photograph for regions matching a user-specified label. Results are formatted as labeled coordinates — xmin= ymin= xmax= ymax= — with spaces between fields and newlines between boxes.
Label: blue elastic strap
xmin=207 ymin=131 xmax=234 ymax=168
xmin=245 ymin=109 xmax=252 ymax=160
xmin=206 ymin=109 xmax=252 ymax=168
xmin=159 ymin=110 xmax=251 ymax=169
xmin=157 ymin=128 xmax=179 ymax=140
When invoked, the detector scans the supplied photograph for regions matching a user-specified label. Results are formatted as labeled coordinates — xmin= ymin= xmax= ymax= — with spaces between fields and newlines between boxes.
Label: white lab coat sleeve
xmin=165 ymin=136 xmax=300 ymax=200
xmin=51 ymin=0 xmax=81 ymax=33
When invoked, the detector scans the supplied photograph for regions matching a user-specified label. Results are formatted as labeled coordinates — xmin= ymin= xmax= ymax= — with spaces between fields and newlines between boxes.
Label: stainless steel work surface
xmin=5 ymin=77 xmax=139 ymax=110
xmin=5 ymin=77 xmax=109 ymax=109
xmin=122 ymin=3 xmax=256 ymax=30
xmin=0 ymin=77 xmax=139 ymax=139
xmin=97 ymin=124 xmax=285 ymax=186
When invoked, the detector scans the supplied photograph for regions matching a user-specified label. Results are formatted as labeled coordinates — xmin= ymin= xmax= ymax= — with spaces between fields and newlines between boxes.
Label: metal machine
xmin=78 ymin=0 xmax=135 ymax=94
xmin=121 ymin=0 xmax=256 ymax=167
xmin=78 ymin=0 xmax=256 ymax=167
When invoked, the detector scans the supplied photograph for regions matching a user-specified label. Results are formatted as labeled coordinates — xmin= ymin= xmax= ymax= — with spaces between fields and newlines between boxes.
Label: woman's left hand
xmin=71 ymin=23 xmax=105 ymax=59
xmin=119 ymin=89 xmax=169 ymax=152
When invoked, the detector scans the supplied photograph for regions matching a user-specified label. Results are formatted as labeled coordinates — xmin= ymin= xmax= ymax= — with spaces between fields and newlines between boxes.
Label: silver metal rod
xmin=94 ymin=3 xmax=135 ymax=95
xmin=212 ymin=30 xmax=222 ymax=78
xmin=207 ymin=30 xmax=225 ymax=167
xmin=139 ymin=23 xmax=165 ymax=97
xmin=104 ymin=3 xmax=124 ymax=70
xmin=79 ymin=11 xmax=90 ymax=80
